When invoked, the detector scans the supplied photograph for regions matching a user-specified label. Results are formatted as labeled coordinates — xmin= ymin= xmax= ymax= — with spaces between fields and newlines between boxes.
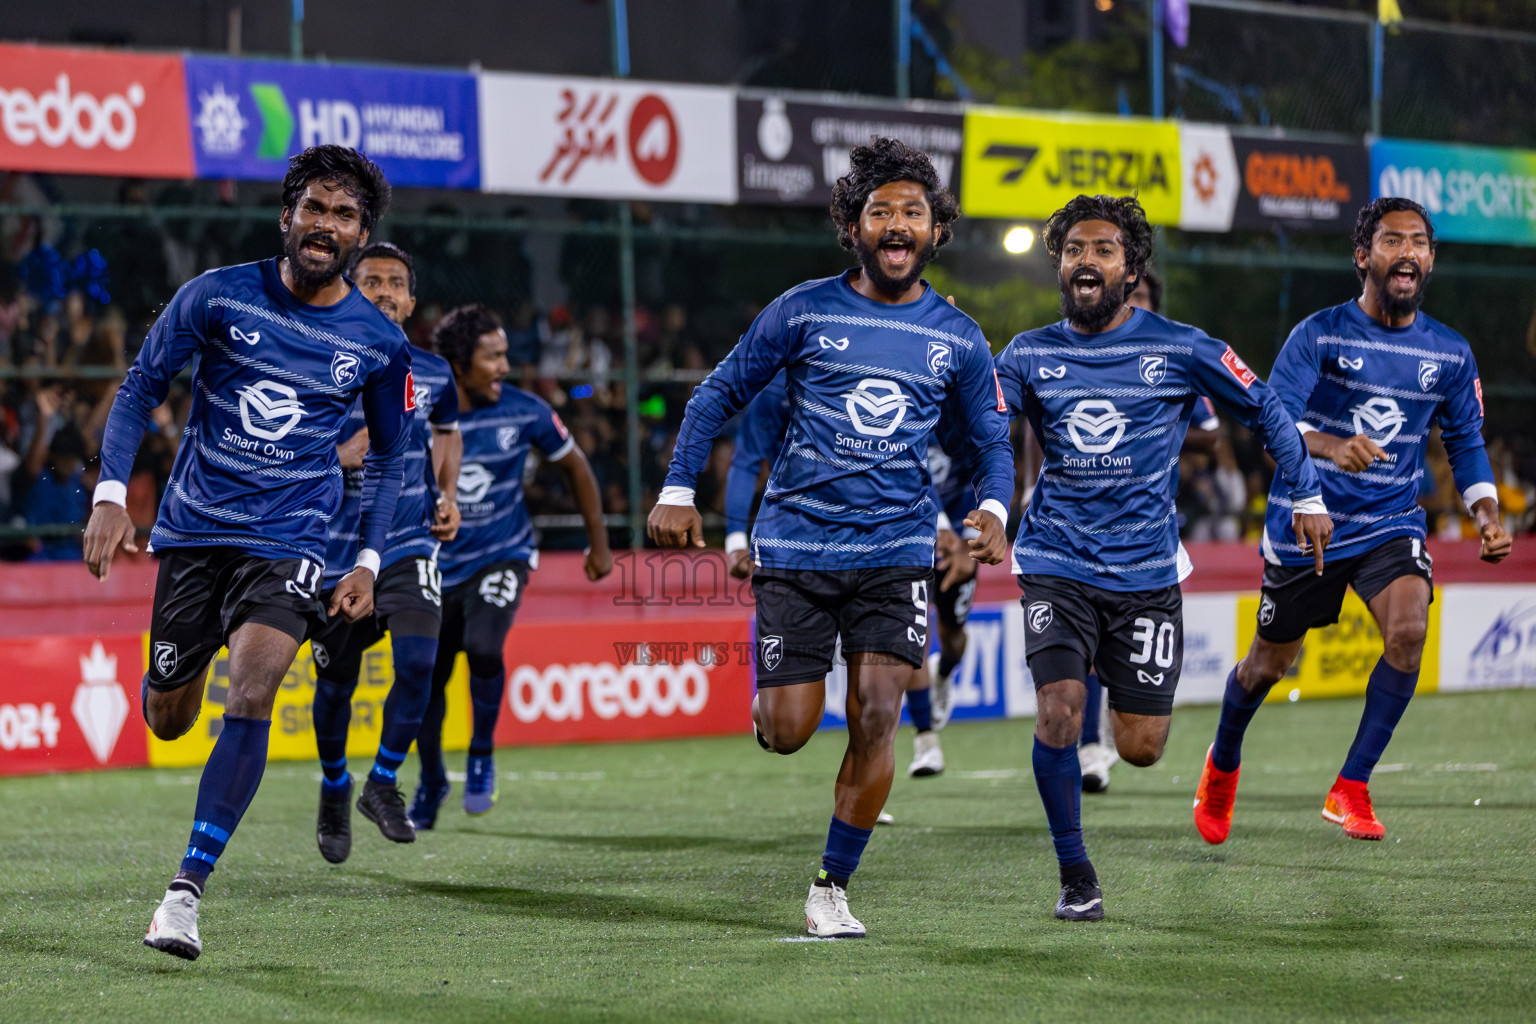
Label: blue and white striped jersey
xmin=666 ymin=273 xmax=1014 ymax=571
xmin=98 ymin=259 xmax=413 ymax=568
xmin=724 ymin=371 xmax=791 ymax=536
xmin=439 ymin=385 xmax=574 ymax=591
xmin=323 ymin=346 xmax=459 ymax=584
xmin=996 ymin=307 xmax=1323 ymax=592
xmin=1262 ymin=300 xmax=1494 ymax=566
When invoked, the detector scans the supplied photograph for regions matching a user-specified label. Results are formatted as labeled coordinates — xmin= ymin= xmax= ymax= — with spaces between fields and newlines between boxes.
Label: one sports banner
xmin=961 ymin=108 xmax=1182 ymax=225
xmin=1232 ymin=133 xmax=1368 ymax=232
xmin=1436 ymin=584 xmax=1536 ymax=692
xmin=183 ymin=56 xmax=480 ymax=188
xmin=1372 ymin=138 xmax=1536 ymax=246
xmin=0 ymin=43 xmax=193 ymax=179
xmin=736 ymin=93 xmax=963 ymax=207
xmin=478 ymin=72 xmax=736 ymax=203
xmin=0 ymin=635 xmax=148 ymax=777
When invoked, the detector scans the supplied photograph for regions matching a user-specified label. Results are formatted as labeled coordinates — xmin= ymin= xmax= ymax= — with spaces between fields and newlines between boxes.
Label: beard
xmin=282 ymin=227 xmax=354 ymax=292
xmin=854 ymin=231 xmax=938 ymax=295
xmin=1059 ymin=267 xmax=1129 ymax=332
xmin=1372 ymin=258 xmax=1431 ymax=320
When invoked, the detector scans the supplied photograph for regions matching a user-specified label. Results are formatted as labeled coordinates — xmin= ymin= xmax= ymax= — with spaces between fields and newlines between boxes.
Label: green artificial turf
xmin=2 ymin=689 xmax=1533 ymax=1023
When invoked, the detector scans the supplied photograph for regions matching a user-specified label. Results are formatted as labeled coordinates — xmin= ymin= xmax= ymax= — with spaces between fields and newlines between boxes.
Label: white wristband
xmin=1462 ymin=481 xmax=1498 ymax=512
xmin=657 ymin=486 xmax=696 ymax=507
xmin=1296 ymin=421 xmax=1318 ymax=435
xmin=978 ymin=498 xmax=1009 ymax=530
xmin=1291 ymin=495 xmax=1328 ymax=516
xmin=354 ymin=549 xmax=381 ymax=576
xmin=935 ymin=511 xmax=953 ymax=533
xmin=93 ymin=480 xmax=128 ymax=508
xmin=725 ymin=531 xmax=749 ymax=555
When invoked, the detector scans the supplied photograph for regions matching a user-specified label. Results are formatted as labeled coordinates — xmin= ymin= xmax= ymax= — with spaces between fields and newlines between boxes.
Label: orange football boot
xmin=1322 ymin=776 xmax=1386 ymax=840
xmin=1193 ymin=746 xmax=1241 ymax=845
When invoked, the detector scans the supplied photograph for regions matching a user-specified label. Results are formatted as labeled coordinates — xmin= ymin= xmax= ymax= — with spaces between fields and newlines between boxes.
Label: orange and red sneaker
xmin=1193 ymin=746 xmax=1241 ymax=845
xmin=1322 ymin=776 xmax=1386 ymax=840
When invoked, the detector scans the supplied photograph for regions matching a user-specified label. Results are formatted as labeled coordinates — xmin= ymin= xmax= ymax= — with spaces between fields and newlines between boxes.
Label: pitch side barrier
xmin=1 ymin=542 xmax=1532 ymax=776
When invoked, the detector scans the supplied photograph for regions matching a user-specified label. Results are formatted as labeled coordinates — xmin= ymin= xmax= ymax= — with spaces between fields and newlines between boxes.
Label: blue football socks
xmin=817 ymin=816 xmax=874 ymax=888
xmin=1340 ymin=658 xmax=1419 ymax=783
xmin=907 ymin=687 xmax=933 ymax=733
xmin=1212 ymin=667 xmax=1271 ymax=774
xmin=1080 ymin=672 xmax=1103 ymax=746
xmin=1032 ymin=736 xmax=1089 ymax=874
xmin=175 ymin=716 xmax=270 ymax=891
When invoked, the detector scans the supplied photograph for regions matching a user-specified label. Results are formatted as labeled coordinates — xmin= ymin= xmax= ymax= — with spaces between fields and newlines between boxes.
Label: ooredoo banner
xmin=961 ymin=108 xmax=1181 ymax=225
xmin=183 ymin=57 xmax=479 ymax=188
xmin=478 ymin=72 xmax=736 ymax=203
xmin=0 ymin=43 xmax=193 ymax=179
xmin=0 ymin=635 xmax=147 ymax=776
xmin=736 ymin=94 xmax=962 ymax=207
xmin=1232 ymin=134 xmax=1367 ymax=232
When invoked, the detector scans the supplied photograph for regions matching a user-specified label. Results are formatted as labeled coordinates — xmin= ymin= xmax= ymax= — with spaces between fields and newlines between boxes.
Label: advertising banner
xmin=1437 ymin=584 xmax=1536 ymax=691
xmin=736 ymin=95 xmax=963 ymax=207
xmin=183 ymin=57 xmax=479 ymax=188
xmin=0 ymin=43 xmax=193 ymax=179
xmin=0 ymin=635 xmax=147 ymax=777
xmin=1238 ymin=589 xmax=1441 ymax=702
xmin=1178 ymin=123 xmax=1239 ymax=232
xmin=479 ymin=73 xmax=736 ymax=203
xmin=961 ymin=108 xmax=1181 ymax=224
xmin=1233 ymin=135 xmax=1367 ymax=232
xmin=1177 ymin=593 xmax=1239 ymax=704
xmin=1372 ymin=138 xmax=1536 ymax=245
xmin=493 ymin=618 xmax=754 ymax=746
xmin=148 ymin=639 xmax=471 ymax=769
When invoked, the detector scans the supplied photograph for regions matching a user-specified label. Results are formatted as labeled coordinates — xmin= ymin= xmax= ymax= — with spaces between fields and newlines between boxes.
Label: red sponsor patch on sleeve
xmin=1475 ymin=376 xmax=1484 ymax=416
xmin=551 ymin=410 xmax=570 ymax=439
xmin=405 ymin=370 xmax=417 ymax=411
xmin=993 ymin=369 xmax=1008 ymax=413
xmin=1220 ymin=347 xmax=1257 ymax=389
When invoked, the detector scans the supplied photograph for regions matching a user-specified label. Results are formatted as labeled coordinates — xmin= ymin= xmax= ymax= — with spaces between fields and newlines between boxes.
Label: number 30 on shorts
xmin=1128 ymin=616 xmax=1176 ymax=668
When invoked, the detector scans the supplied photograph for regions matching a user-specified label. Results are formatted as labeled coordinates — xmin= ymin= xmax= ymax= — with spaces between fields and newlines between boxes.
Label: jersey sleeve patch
xmin=551 ymin=410 xmax=570 ymax=439
xmin=993 ymin=369 xmax=1007 ymax=413
xmin=1220 ymin=347 xmax=1257 ymax=389
xmin=405 ymin=370 xmax=417 ymax=411
xmin=1474 ymin=376 xmax=1484 ymax=416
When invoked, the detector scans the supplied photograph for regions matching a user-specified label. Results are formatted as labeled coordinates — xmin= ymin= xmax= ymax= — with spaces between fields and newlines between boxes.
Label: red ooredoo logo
xmin=627 ymin=94 xmax=678 ymax=186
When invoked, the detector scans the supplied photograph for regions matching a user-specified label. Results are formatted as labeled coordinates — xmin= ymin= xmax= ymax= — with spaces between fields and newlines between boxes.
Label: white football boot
xmin=1079 ymin=741 xmax=1119 ymax=794
xmin=805 ymin=883 xmax=866 ymax=938
xmin=908 ymin=730 xmax=946 ymax=777
xmin=144 ymin=888 xmax=202 ymax=960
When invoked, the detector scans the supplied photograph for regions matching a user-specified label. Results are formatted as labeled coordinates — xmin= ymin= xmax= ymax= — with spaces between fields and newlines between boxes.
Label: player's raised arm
xmin=429 ymin=368 xmax=463 ymax=542
xmin=1270 ymin=320 xmax=1388 ymax=474
xmin=649 ymin=301 xmax=793 ymax=548
xmin=84 ymin=276 xmax=212 ymax=580
xmin=946 ymin=338 xmax=1012 ymax=565
xmin=1437 ymin=354 xmax=1509 ymax=562
xmin=331 ymin=348 xmax=413 ymax=620
xmin=1189 ymin=332 xmax=1333 ymax=573
xmin=723 ymin=372 xmax=791 ymax=577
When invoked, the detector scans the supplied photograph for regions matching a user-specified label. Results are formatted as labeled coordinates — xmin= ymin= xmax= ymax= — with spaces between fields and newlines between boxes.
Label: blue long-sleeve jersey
xmin=97 ymin=259 xmax=413 ymax=568
xmin=724 ymin=371 xmax=791 ymax=537
xmin=996 ymin=307 xmax=1323 ymax=592
xmin=666 ymin=273 xmax=1014 ymax=572
xmin=323 ymin=345 xmax=459 ymax=584
xmin=440 ymin=385 xmax=574 ymax=591
xmin=1261 ymin=299 xmax=1494 ymax=566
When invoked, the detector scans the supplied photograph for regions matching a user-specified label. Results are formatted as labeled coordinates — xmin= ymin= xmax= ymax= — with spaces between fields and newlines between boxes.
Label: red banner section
xmin=493 ymin=618 xmax=754 ymax=746
xmin=0 ymin=43 xmax=193 ymax=178
xmin=0 ymin=633 xmax=146 ymax=776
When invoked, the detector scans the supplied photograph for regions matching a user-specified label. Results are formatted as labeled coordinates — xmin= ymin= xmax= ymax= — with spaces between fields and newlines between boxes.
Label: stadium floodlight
xmin=1002 ymin=225 xmax=1034 ymax=254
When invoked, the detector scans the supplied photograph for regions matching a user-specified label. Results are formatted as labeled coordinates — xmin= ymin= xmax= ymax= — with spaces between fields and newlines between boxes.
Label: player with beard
xmin=995 ymin=194 xmax=1331 ymax=921
xmin=650 ymin=137 xmax=1014 ymax=938
xmin=1193 ymin=198 xmax=1511 ymax=845
xmin=408 ymin=305 xmax=612 ymax=826
xmin=308 ymin=242 xmax=464 ymax=863
xmin=84 ymin=146 xmax=412 ymax=959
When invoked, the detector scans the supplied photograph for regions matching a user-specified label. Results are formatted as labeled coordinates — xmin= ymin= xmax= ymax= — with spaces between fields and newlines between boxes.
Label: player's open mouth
xmin=1389 ymin=263 xmax=1419 ymax=288
xmin=302 ymin=237 xmax=338 ymax=262
xmin=1072 ymin=270 xmax=1103 ymax=298
xmin=880 ymin=240 xmax=914 ymax=267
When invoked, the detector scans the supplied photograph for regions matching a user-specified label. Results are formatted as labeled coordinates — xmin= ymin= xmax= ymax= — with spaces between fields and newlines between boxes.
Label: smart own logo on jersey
xmin=457 ymin=462 xmax=494 ymax=503
xmin=1350 ymin=396 xmax=1408 ymax=445
xmin=237 ymin=380 xmax=308 ymax=441
xmin=842 ymin=378 xmax=912 ymax=438
xmin=1062 ymin=399 xmax=1131 ymax=454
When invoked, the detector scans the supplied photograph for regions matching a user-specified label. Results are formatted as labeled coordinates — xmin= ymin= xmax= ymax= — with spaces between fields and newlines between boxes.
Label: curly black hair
xmin=281 ymin=145 xmax=391 ymax=233
xmin=1043 ymin=194 xmax=1155 ymax=298
xmin=432 ymin=303 xmax=502 ymax=370
xmin=828 ymin=136 xmax=959 ymax=252
xmin=351 ymin=242 xmax=416 ymax=296
xmin=1352 ymin=197 xmax=1435 ymax=283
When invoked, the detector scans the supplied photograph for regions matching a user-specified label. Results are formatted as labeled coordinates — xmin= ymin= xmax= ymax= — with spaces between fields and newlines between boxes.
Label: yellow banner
xmin=961 ymin=108 xmax=1182 ymax=225
xmin=145 ymin=635 xmax=471 ymax=769
xmin=1236 ymin=588 xmax=1440 ymax=702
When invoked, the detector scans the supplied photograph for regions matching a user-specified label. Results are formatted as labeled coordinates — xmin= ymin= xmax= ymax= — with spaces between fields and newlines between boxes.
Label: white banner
xmin=1438 ymin=584 xmax=1536 ymax=691
xmin=478 ymin=72 xmax=736 ymax=202
xmin=1174 ymin=592 xmax=1238 ymax=705
xmin=1178 ymin=123 xmax=1239 ymax=232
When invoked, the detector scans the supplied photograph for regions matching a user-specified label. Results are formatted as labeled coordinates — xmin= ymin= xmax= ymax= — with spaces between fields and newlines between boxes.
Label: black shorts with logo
xmin=436 ymin=560 xmax=530 ymax=666
xmin=1257 ymin=535 xmax=1434 ymax=644
xmin=310 ymin=555 xmax=444 ymax=684
xmin=752 ymin=566 xmax=934 ymax=687
xmin=935 ymin=574 xmax=977 ymax=631
xmin=144 ymin=547 xmax=326 ymax=693
xmin=1018 ymin=573 xmax=1183 ymax=717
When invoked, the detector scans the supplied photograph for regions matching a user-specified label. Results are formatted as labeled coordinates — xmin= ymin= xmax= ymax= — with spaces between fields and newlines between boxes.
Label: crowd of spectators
xmin=3 ymin=171 xmax=1534 ymax=562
